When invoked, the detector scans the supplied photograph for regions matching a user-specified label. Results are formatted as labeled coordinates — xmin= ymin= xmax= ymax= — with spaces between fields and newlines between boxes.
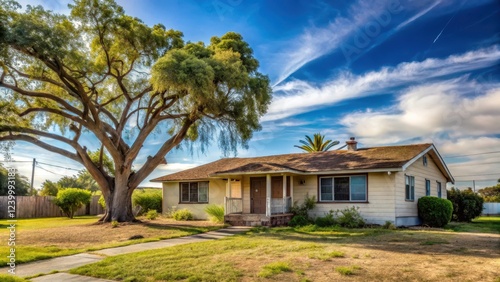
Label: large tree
xmin=0 ymin=0 xmax=272 ymax=221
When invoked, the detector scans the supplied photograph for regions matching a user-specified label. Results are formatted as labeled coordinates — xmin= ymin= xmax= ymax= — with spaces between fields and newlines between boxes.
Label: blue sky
xmin=8 ymin=0 xmax=500 ymax=190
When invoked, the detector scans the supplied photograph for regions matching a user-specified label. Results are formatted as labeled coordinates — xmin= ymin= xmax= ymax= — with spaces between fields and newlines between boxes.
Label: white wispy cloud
xmin=264 ymin=45 xmax=500 ymax=121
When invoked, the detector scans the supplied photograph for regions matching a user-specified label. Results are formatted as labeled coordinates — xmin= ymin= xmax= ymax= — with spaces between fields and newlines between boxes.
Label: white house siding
xmin=162 ymin=179 xmax=226 ymax=219
xmin=395 ymin=154 xmax=449 ymax=226
xmin=294 ymin=173 xmax=397 ymax=225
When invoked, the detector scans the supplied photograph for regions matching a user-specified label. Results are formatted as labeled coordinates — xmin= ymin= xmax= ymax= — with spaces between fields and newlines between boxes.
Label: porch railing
xmin=224 ymin=197 xmax=243 ymax=215
xmin=271 ymin=197 xmax=292 ymax=214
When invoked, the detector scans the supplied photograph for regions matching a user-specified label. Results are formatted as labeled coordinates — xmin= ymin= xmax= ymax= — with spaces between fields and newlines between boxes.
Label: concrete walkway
xmin=2 ymin=226 xmax=251 ymax=281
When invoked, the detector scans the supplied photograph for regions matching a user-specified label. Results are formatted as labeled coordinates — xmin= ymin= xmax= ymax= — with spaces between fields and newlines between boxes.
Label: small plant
xmin=53 ymin=188 xmax=92 ymax=218
xmin=315 ymin=211 xmax=337 ymax=227
xmin=290 ymin=194 xmax=316 ymax=225
xmin=333 ymin=206 xmax=365 ymax=228
xmin=447 ymin=188 xmax=484 ymax=222
xmin=383 ymin=221 xmax=396 ymax=230
xmin=146 ymin=209 xmax=158 ymax=220
xmin=336 ymin=265 xmax=361 ymax=276
xmin=418 ymin=196 xmax=453 ymax=227
xmin=258 ymin=261 xmax=292 ymax=278
xmin=289 ymin=215 xmax=310 ymax=227
xmin=204 ymin=204 xmax=224 ymax=223
xmin=111 ymin=220 xmax=119 ymax=228
xmin=172 ymin=209 xmax=194 ymax=221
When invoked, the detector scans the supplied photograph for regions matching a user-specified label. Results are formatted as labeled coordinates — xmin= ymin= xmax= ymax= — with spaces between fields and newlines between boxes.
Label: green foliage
xmin=98 ymin=194 xmax=106 ymax=209
xmin=315 ymin=212 xmax=337 ymax=227
xmin=40 ymin=180 xmax=59 ymax=196
xmin=447 ymin=188 xmax=484 ymax=222
xmin=172 ymin=209 xmax=193 ymax=221
xmin=258 ymin=261 xmax=292 ymax=278
xmin=336 ymin=265 xmax=361 ymax=276
xmin=334 ymin=206 xmax=365 ymax=228
xmin=0 ymin=274 xmax=28 ymax=282
xmin=111 ymin=220 xmax=119 ymax=228
xmin=383 ymin=221 xmax=396 ymax=230
xmin=53 ymin=188 xmax=91 ymax=218
xmin=0 ymin=164 xmax=31 ymax=196
xmin=204 ymin=204 xmax=224 ymax=223
xmin=288 ymin=216 xmax=310 ymax=227
xmin=146 ymin=209 xmax=158 ymax=220
xmin=290 ymin=194 xmax=316 ymax=219
xmin=478 ymin=184 xmax=500 ymax=202
xmin=132 ymin=189 xmax=162 ymax=215
xmin=294 ymin=133 xmax=340 ymax=152
xmin=417 ymin=196 xmax=453 ymax=227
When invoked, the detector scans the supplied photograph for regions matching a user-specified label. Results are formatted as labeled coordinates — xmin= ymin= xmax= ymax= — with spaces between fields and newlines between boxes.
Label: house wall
xmin=162 ymin=179 xmax=226 ymax=219
xmin=293 ymin=173 xmax=397 ymax=225
xmin=395 ymin=154 xmax=449 ymax=226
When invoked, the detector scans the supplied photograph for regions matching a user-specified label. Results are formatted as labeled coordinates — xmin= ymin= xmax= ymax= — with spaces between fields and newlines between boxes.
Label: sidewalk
xmin=2 ymin=226 xmax=251 ymax=281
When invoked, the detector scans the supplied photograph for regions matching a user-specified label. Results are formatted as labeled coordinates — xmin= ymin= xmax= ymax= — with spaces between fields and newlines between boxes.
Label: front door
xmin=250 ymin=177 xmax=266 ymax=214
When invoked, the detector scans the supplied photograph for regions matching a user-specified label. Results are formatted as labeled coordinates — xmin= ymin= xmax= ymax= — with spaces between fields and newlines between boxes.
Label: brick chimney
xmin=346 ymin=137 xmax=358 ymax=151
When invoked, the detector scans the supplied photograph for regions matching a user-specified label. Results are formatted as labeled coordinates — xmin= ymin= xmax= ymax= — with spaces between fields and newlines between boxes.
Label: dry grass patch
xmin=0 ymin=216 xmax=222 ymax=264
xmin=71 ymin=225 xmax=500 ymax=281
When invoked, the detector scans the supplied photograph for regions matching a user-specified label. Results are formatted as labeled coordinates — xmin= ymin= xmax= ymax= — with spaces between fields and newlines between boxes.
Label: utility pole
xmin=472 ymin=180 xmax=475 ymax=193
xmin=30 ymin=158 xmax=36 ymax=195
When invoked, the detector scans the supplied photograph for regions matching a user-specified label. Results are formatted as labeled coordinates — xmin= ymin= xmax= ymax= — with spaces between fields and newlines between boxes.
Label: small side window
xmin=423 ymin=155 xmax=428 ymax=167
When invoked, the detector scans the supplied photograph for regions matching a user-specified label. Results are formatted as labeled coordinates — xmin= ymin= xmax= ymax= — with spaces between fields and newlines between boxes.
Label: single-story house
xmin=151 ymin=138 xmax=454 ymax=226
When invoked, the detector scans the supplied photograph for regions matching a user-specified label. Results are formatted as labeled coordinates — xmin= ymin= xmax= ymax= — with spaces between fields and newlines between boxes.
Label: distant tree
xmin=0 ymin=163 xmax=31 ymax=196
xmin=0 ymin=0 xmax=271 ymax=222
xmin=478 ymin=184 xmax=500 ymax=202
xmin=40 ymin=180 xmax=59 ymax=196
xmin=294 ymin=133 xmax=339 ymax=152
xmin=447 ymin=188 xmax=484 ymax=222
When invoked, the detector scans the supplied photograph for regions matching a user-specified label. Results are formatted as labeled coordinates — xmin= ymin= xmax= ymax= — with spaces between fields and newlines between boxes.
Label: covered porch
xmin=222 ymin=174 xmax=294 ymax=226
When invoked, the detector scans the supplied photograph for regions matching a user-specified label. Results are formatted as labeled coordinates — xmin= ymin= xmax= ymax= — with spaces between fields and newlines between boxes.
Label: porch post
xmin=225 ymin=179 xmax=231 ymax=215
xmin=290 ymin=176 xmax=294 ymax=204
xmin=266 ymin=174 xmax=271 ymax=217
xmin=282 ymin=175 xmax=286 ymax=214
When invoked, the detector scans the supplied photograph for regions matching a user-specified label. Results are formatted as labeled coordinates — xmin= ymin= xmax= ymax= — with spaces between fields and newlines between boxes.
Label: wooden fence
xmin=0 ymin=195 xmax=104 ymax=219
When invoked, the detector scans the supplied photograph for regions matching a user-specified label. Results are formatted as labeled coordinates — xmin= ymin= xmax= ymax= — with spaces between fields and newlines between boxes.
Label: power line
xmin=36 ymin=161 xmax=81 ymax=171
xmin=444 ymin=150 xmax=500 ymax=158
xmin=448 ymin=161 xmax=500 ymax=167
xmin=35 ymin=164 xmax=68 ymax=177
xmin=454 ymin=173 xmax=499 ymax=177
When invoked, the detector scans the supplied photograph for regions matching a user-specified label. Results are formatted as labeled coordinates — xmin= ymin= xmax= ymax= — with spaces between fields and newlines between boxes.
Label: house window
xmin=319 ymin=175 xmax=367 ymax=202
xmin=180 ymin=181 xmax=209 ymax=203
xmin=437 ymin=181 xmax=442 ymax=198
xmin=405 ymin=175 xmax=415 ymax=201
xmin=425 ymin=179 xmax=431 ymax=196
xmin=423 ymin=155 xmax=428 ymax=167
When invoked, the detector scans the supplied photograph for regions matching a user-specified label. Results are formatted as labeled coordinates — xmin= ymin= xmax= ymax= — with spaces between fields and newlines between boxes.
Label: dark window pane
xmin=320 ymin=178 xmax=333 ymax=201
xmin=334 ymin=177 xmax=350 ymax=201
xmin=181 ymin=183 xmax=190 ymax=202
xmin=198 ymin=182 xmax=208 ymax=202
xmin=190 ymin=182 xmax=198 ymax=202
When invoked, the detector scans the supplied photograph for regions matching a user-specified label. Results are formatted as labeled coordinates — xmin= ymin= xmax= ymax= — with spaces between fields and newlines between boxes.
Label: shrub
xmin=315 ymin=211 xmax=337 ymax=227
xmin=383 ymin=221 xmax=396 ymax=230
xmin=288 ymin=215 xmax=309 ymax=227
xmin=172 ymin=209 xmax=193 ymax=221
xmin=146 ymin=209 xmax=158 ymax=220
xmin=53 ymin=188 xmax=92 ymax=218
xmin=447 ymin=188 xmax=484 ymax=222
xmin=417 ymin=196 xmax=453 ymax=227
xmin=204 ymin=204 xmax=224 ymax=223
xmin=133 ymin=189 xmax=162 ymax=215
xmin=290 ymin=194 xmax=316 ymax=218
xmin=332 ymin=206 xmax=365 ymax=228
xmin=111 ymin=220 xmax=119 ymax=228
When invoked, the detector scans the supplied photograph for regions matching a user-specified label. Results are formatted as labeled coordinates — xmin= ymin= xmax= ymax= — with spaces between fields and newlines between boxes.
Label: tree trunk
xmin=99 ymin=174 xmax=136 ymax=222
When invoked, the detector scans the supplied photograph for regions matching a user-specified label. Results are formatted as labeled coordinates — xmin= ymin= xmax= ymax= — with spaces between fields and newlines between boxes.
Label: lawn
xmin=72 ymin=222 xmax=500 ymax=281
xmin=0 ymin=216 xmax=222 ymax=264
xmin=445 ymin=216 xmax=500 ymax=234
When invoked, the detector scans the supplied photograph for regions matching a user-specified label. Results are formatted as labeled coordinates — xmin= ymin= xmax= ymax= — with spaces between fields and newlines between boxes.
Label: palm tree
xmin=294 ymin=133 xmax=340 ymax=152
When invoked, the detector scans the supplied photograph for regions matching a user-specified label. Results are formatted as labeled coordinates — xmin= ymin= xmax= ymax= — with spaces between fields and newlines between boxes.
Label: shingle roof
xmin=151 ymin=143 xmax=434 ymax=182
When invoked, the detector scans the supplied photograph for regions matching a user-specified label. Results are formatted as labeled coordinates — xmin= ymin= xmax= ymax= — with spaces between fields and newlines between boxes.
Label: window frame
xmin=318 ymin=174 xmax=368 ymax=203
xmin=179 ymin=181 xmax=209 ymax=203
xmin=405 ymin=175 xmax=415 ymax=201
xmin=437 ymin=181 xmax=442 ymax=198
xmin=423 ymin=155 xmax=428 ymax=167
xmin=425 ymin=179 xmax=431 ymax=196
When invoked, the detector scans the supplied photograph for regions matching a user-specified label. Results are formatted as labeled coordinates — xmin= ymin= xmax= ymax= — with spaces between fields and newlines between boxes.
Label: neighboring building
xmin=151 ymin=138 xmax=454 ymax=226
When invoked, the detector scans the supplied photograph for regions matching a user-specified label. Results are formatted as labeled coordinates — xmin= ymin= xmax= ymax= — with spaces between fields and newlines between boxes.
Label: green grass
xmin=0 ymin=216 xmax=221 ymax=264
xmin=335 ymin=265 xmax=361 ymax=276
xmin=258 ymin=261 xmax=293 ymax=278
xmin=444 ymin=216 xmax=500 ymax=234
xmin=0 ymin=274 xmax=28 ymax=282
